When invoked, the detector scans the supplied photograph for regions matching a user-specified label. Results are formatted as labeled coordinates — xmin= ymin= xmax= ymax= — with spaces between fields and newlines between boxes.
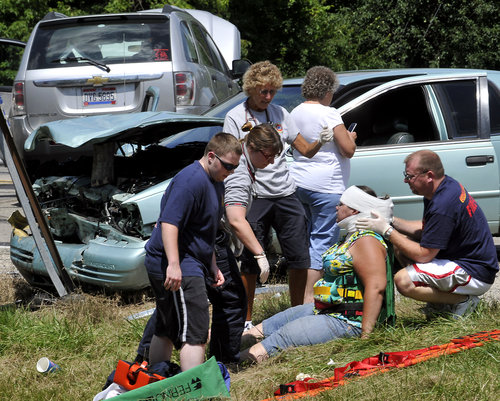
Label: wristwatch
xmin=383 ymin=226 xmax=394 ymax=240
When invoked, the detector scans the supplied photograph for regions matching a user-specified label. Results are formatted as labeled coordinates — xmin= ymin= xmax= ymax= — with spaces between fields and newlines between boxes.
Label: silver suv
xmin=9 ymin=6 xmax=248 ymax=163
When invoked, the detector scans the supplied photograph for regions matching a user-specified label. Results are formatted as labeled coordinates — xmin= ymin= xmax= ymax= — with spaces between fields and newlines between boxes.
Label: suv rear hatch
xmin=14 ymin=14 xmax=173 ymax=132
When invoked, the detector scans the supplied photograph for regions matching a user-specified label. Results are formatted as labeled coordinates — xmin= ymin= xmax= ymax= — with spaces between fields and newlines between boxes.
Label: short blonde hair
xmin=242 ymin=61 xmax=283 ymax=95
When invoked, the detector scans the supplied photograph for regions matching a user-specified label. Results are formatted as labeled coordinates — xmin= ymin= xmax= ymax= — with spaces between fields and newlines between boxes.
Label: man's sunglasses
xmin=214 ymin=153 xmax=239 ymax=171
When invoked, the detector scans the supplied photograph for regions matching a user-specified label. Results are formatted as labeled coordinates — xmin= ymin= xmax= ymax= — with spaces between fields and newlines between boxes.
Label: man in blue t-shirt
xmin=144 ymin=132 xmax=242 ymax=371
xmin=357 ymin=150 xmax=498 ymax=318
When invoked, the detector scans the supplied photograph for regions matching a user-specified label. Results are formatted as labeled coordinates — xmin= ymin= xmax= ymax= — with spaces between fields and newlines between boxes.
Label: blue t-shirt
xmin=144 ymin=161 xmax=224 ymax=278
xmin=421 ymin=175 xmax=498 ymax=284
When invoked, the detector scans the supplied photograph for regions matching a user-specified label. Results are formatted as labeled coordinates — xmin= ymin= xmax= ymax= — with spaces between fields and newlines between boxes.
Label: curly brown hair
xmin=242 ymin=61 xmax=283 ymax=95
xmin=301 ymin=66 xmax=339 ymax=100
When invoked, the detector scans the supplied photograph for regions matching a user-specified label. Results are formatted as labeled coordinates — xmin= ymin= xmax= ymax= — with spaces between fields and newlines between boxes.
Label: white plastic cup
xmin=36 ymin=357 xmax=61 ymax=373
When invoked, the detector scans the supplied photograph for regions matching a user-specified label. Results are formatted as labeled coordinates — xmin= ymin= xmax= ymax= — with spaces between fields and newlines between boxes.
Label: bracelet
xmin=383 ymin=226 xmax=394 ymax=240
xmin=254 ymin=251 xmax=266 ymax=259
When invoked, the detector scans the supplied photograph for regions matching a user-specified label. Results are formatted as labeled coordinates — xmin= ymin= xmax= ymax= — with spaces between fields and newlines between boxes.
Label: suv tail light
xmin=175 ymin=72 xmax=194 ymax=106
xmin=12 ymin=81 xmax=26 ymax=116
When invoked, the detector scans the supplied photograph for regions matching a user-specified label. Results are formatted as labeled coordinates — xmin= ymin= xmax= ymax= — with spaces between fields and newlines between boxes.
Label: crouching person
xmin=356 ymin=150 xmax=498 ymax=318
xmin=240 ymin=186 xmax=395 ymax=363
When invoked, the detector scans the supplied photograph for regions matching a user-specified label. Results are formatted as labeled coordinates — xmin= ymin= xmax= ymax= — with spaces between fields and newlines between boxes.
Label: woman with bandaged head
xmin=240 ymin=185 xmax=394 ymax=364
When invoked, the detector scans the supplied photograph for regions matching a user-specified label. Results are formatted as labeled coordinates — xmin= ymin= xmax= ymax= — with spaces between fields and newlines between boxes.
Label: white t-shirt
xmin=290 ymin=102 xmax=350 ymax=194
xmin=223 ymin=101 xmax=299 ymax=198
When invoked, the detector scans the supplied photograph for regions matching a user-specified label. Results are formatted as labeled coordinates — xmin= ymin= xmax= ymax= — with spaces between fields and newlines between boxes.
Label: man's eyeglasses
xmin=214 ymin=154 xmax=239 ymax=171
xmin=259 ymin=89 xmax=277 ymax=96
xmin=403 ymin=170 xmax=428 ymax=181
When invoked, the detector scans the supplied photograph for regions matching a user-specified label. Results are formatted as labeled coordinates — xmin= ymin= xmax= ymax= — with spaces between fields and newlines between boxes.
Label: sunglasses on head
xmin=214 ymin=153 xmax=239 ymax=171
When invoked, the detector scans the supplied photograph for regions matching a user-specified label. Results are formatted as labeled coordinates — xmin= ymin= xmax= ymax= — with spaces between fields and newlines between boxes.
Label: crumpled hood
xmin=24 ymin=111 xmax=224 ymax=151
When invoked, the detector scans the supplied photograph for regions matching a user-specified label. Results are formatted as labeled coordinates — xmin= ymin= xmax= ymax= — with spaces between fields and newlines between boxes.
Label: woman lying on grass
xmin=240 ymin=185 xmax=394 ymax=363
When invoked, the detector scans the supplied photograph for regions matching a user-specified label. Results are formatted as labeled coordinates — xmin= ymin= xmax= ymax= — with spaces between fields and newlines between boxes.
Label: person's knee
xmin=394 ymin=268 xmax=413 ymax=296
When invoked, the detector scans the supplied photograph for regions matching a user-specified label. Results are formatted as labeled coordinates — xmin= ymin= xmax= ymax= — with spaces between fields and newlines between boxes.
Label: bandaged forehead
xmin=340 ymin=186 xmax=393 ymax=220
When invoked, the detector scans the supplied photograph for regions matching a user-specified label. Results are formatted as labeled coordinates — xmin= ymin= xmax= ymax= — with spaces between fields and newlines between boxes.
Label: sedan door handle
xmin=466 ymin=155 xmax=494 ymax=166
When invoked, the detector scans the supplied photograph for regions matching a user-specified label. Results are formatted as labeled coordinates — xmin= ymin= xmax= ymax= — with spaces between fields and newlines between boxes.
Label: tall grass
xmin=0 ymin=275 xmax=499 ymax=401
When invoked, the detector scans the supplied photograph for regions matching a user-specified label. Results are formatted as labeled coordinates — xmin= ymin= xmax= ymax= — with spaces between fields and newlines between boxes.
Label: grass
xmin=0 ymin=274 xmax=499 ymax=401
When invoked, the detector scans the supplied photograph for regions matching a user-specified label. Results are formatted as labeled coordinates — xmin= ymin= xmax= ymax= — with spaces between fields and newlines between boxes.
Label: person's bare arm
xmin=161 ymin=222 xmax=182 ymax=291
xmin=209 ymin=252 xmax=225 ymax=287
xmin=388 ymin=229 xmax=440 ymax=263
xmin=333 ymin=125 xmax=357 ymax=158
xmin=291 ymin=133 xmax=322 ymax=158
xmin=350 ymin=236 xmax=387 ymax=338
xmin=392 ymin=216 xmax=423 ymax=239
xmin=225 ymin=205 xmax=264 ymax=255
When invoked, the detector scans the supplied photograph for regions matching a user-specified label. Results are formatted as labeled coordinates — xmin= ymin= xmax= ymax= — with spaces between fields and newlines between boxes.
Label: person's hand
xmin=318 ymin=126 xmax=334 ymax=144
xmin=164 ymin=263 xmax=182 ymax=291
xmin=255 ymin=254 xmax=270 ymax=283
xmin=211 ymin=267 xmax=225 ymax=287
xmin=355 ymin=210 xmax=391 ymax=235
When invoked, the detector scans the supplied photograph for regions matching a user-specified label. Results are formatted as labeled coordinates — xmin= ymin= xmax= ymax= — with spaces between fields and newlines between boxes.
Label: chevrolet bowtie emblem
xmin=87 ymin=76 xmax=109 ymax=86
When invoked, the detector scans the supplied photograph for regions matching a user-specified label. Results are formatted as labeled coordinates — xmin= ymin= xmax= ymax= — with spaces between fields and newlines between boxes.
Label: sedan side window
xmin=433 ymin=80 xmax=478 ymax=139
xmin=342 ymin=85 xmax=439 ymax=146
xmin=488 ymin=82 xmax=500 ymax=135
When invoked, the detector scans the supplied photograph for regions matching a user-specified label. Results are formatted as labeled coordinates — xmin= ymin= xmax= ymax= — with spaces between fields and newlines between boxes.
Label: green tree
xmin=1 ymin=0 xmax=499 ymax=77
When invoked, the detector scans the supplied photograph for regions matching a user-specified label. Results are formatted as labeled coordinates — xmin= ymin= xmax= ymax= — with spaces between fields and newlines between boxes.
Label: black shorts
xmin=240 ymin=194 xmax=310 ymax=274
xmin=148 ymin=274 xmax=209 ymax=349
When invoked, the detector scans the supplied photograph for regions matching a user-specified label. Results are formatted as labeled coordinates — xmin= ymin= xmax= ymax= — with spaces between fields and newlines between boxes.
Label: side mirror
xmin=231 ymin=59 xmax=252 ymax=79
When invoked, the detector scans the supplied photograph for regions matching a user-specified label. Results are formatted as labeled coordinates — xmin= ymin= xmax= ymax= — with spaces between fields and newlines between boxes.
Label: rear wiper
xmin=51 ymin=56 xmax=111 ymax=73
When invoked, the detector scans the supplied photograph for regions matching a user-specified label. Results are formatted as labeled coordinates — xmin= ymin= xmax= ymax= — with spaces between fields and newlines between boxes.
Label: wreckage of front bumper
xmin=10 ymin=233 xmax=150 ymax=291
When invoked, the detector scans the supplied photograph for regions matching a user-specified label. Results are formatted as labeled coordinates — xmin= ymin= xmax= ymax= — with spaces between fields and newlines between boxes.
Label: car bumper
xmin=10 ymin=233 xmax=150 ymax=291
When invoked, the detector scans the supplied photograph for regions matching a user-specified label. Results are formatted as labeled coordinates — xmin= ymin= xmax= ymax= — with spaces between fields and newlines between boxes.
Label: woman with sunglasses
xmin=224 ymin=122 xmax=284 ymax=280
xmin=223 ymin=61 xmax=333 ymax=330
xmin=207 ymin=123 xmax=284 ymax=363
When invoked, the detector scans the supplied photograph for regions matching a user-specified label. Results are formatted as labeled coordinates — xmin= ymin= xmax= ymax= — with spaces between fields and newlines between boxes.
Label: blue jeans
xmin=260 ymin=303 xmax=362 ymax=357
xmin=296 ymin=187 xmax=341 ymax=270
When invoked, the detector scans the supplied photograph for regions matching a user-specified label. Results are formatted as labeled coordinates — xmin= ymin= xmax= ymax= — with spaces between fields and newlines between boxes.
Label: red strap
xmin=269 ymin=329 xmax=500 ymax=400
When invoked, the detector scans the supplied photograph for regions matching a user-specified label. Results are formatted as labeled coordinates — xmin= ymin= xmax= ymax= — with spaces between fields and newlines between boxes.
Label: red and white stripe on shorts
xmin=406 ymin=259 xmax=492 ymax=295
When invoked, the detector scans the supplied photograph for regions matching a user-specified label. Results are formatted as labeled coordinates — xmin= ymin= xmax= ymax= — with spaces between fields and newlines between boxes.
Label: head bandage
xmin=337 ymin=186 xmax=393 ymax=234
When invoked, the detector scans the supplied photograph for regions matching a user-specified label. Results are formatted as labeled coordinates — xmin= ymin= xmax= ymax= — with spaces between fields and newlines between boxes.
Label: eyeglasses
xmin=259 ymin=89 xmax=277 ymax=96
xmin=214 ymin=153 xmax=239 ymax=171
xmin=403 ymin=170 xmax=428 ymax=181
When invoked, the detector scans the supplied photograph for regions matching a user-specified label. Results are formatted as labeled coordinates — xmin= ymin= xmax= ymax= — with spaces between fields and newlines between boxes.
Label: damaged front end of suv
xmin=10 ymin=111 xmax=224 ymax=291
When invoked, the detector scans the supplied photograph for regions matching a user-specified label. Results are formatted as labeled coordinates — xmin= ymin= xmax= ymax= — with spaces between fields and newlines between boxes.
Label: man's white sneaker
xmin=450 ymin=295 xmax=480 ymax=319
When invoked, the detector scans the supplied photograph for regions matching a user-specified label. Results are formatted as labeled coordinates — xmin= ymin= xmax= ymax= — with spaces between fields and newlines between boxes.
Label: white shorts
xmin=406 ymin=259 xmax=492 ymax=296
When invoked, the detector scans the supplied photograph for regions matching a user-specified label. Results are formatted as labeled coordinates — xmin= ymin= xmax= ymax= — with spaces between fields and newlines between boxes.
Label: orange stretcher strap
xmin=262 ymin=329 xmax=500 ymax=401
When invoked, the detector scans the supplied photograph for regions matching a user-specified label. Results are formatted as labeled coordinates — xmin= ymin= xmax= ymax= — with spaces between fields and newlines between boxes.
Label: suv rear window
xmin=28 ymin=15 xmax=171 ymax=70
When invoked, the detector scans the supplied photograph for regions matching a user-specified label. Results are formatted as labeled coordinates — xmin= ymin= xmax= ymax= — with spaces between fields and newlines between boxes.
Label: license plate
xmin=83 ymin=87 xmax=117 ymax=106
